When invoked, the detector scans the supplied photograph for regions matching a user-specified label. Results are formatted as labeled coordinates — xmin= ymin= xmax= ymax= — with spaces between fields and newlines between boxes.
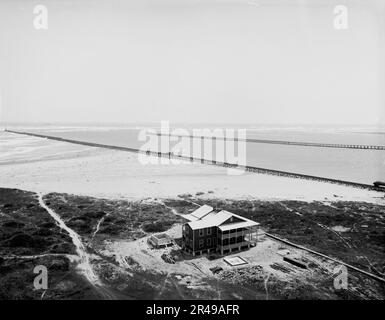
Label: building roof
xmin=191 ymin=204 xmax=214 ymax=219
xmin=218 ymin=220 xmax=259 ymax=231
xmin=183 ymin=204 xmax=214 ymax=222
xmin=186 ymin=207 xmax=259 ymax=231
xmin=149 ymin=233 xmax=173 ymax=245
xmin=188 ymin=210 xmax=232 ymax=230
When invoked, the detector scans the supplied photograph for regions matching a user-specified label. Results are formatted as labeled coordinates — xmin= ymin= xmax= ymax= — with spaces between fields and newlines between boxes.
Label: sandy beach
xmin=1 ymin=131 xmax=384 ymax=204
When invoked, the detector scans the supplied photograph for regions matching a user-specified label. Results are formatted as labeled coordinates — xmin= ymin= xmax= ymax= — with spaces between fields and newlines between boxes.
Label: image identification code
xmin=146 ymin=304 xmax=240 ymax=317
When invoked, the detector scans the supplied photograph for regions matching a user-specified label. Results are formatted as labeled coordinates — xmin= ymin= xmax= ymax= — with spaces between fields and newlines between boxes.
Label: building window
xmin=199 ymin=229 xmax=204 ymax=237
xmin=207 ymin=238 xmax=211 ymax=246
xmin=207 ymin=228 xmax=212 ymax=235
xmin=199 ymin=240 xmax=204 ymax=248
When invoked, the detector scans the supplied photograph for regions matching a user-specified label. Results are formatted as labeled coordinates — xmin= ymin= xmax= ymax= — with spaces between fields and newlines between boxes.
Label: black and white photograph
xmin=0 ymin=0 xmax=384 ymax=310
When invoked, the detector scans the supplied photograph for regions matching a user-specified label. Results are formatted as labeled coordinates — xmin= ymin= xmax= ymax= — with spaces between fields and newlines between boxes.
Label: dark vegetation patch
xmin=218 ymin=266 xmax=338 ymax=300
xmin=218 ymin=264 xmax=383 ymax=300
xmin=0 ymin=256 xmax=100 ymax=299
xmin=43 ymin=193 xmax=186 ymax=241
xmin=163 ymin=199 xmax=198 ymax=215
xmin=0 ymin=188 xmax=75 ymax=257
xmin=97 ymin=261 xmax=262 ymax=300
xmin=0 ymin=188 xmax=99 ymax=299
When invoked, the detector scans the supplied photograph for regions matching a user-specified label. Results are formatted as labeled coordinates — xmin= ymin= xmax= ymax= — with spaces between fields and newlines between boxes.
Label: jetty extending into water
xmin=5 ymin=129 xmax=385 ymax=192
xmin=152 ymin=132 xmax=385 ymax=150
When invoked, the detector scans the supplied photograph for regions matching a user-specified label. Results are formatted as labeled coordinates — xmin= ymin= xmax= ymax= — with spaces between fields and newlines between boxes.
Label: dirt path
xmin=92 ymin=214 xmax=109 ymax=239
xmin=38 ymin=193 xmax=117 ymax=299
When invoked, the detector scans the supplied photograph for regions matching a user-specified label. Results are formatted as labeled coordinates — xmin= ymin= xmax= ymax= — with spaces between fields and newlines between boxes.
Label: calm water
xmin=14 ymin=124 xmax=385 ymax=184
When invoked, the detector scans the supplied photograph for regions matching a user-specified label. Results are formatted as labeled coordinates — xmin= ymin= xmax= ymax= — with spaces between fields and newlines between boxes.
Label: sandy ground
xmin=0 ymin=131 xmax=384 ymax=204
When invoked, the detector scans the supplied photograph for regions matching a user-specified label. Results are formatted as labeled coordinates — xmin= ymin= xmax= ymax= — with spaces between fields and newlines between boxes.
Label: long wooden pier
xmin=153 ymin=133 xmax=385 ymax=150
xmin=5 ymin=129 xmax=384 ymax=192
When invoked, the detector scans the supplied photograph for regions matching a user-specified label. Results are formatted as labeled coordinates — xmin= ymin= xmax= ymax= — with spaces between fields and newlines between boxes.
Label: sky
xmin=0 ymin=0 xmax=384 ymax=125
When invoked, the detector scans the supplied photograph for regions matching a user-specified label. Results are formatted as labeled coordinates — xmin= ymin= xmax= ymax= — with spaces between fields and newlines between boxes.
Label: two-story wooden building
xmin=182 ymin=205 xmax=259 ymax=256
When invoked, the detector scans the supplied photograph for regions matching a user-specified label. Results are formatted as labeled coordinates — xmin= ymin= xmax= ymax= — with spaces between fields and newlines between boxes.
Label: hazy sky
xmin=0 ymin=0 xmax=384 ymax=125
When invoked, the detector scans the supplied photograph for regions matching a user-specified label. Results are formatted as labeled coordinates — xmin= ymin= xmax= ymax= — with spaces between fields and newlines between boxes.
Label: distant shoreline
xmin=5 ymin=129 xmax=385 ymax=194
xmin=1 ymin=130 xmax=384 ymax=205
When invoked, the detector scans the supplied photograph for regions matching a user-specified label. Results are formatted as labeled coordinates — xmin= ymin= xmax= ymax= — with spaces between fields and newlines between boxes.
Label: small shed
xmin=148 ymin=233 xmax=173 ymax=248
